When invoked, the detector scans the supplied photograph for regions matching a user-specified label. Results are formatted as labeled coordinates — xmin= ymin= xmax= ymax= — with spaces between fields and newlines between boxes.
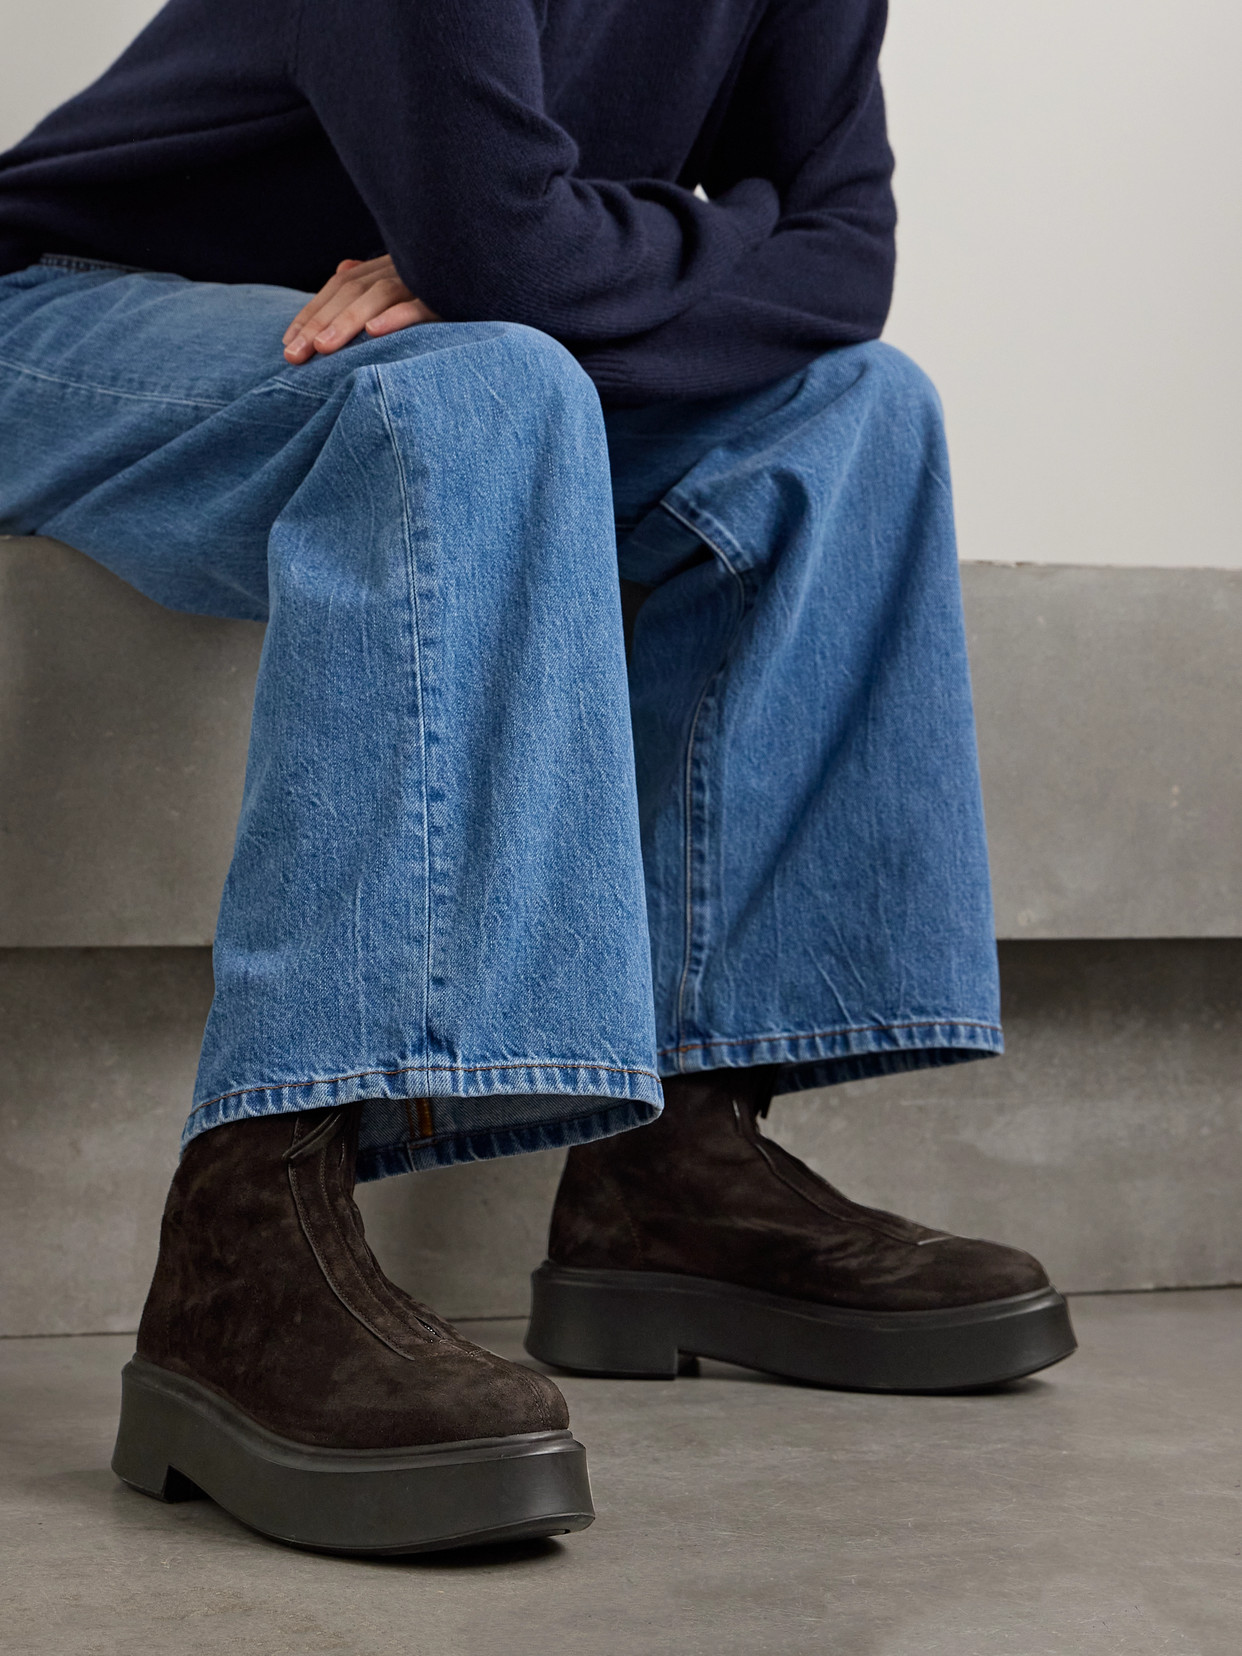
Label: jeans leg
xmin=0 ymin=269 xmax=660 ymax=1174
xmin=606 ymin=342 xmax=1002 ymax=1091
xmin=197 ymin=330 xmax=662 ymax=1174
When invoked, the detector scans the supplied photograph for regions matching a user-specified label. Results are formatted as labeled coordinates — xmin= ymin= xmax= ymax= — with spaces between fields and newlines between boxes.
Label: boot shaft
xmin=137 ymin=1105 xmax=445 ymax=1381
xmin=547 ymin=1068 xmax=783 ymax=1269
xmin=136 ymin=1104 xmax=569 ymax=1447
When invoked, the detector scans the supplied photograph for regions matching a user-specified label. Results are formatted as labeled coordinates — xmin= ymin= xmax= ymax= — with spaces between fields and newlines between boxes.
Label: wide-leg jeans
xmin=0 ymin=261 xmax=1002 ymax=1180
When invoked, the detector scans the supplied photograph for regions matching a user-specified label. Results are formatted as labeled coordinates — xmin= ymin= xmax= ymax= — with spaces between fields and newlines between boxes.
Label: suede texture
xmin=548 ymin=1070 xmax=1050 ymax=1311
xmin=137 ymin=1105 xmax=568 ymax=1449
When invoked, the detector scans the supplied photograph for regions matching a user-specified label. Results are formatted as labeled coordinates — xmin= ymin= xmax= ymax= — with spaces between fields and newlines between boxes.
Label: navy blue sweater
xmin=0 ymin=0 xmax=895 ymax=404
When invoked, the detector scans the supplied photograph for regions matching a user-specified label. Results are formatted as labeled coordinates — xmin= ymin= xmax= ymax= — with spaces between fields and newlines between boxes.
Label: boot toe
xmin=922 ymin=1235 xmax=1051 ymax=1306
xmin=417 ymin=1341 xmax=571 ymax=1442
xmin=517 ymin=1364 xmax=572 ymax=1432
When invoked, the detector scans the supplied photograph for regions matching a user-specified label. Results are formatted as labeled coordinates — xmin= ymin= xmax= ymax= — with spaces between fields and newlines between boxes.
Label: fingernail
xmin=315 ymin=328 xmax=337 ymax=347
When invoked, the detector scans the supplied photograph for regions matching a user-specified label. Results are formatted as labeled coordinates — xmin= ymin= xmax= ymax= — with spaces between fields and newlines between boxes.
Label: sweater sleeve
xmin=290 ymin=0 xmax=780 ymax=340
xmin=576 ymin=0 xmax=896 ymax=404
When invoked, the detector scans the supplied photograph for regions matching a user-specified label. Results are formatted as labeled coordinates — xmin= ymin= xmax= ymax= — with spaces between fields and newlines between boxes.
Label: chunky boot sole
xmin=112 ymin=1357 xmax=595 ymax=1554
xmin=526 ymin=1263 xmax=1077 ymax=1392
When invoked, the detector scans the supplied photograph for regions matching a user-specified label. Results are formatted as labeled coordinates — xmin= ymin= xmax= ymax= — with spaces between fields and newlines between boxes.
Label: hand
xmin=282 ymin=256 xmax=439 ymax=363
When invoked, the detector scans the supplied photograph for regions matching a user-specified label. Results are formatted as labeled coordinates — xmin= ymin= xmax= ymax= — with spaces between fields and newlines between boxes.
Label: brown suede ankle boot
xmin=112 ymin=1104 xmax=593 ymax=1554
xmin=526 ymin=1069 xmax=1076 ymax=1391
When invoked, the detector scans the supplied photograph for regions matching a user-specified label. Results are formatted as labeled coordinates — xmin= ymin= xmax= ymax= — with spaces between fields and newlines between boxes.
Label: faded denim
xmin=0 ymin=262 xmax=1001 ymax=1179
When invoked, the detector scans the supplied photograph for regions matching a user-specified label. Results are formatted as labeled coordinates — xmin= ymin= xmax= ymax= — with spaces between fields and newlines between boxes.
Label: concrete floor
xmin=1 ymin=1292 xmax=1238 ymax=1656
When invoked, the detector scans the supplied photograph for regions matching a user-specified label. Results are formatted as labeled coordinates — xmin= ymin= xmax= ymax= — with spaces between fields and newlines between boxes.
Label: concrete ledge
xmin=964 ymin=561 xmax=1242 ymax=938
xmin=0 ymin=538 xmax=260 ymax=946
xmin=3 ymin=538 xmax=1239 ymax=944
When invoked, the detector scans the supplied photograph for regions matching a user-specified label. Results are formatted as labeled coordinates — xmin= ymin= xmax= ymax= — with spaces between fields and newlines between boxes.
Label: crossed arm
xmin=282 ymin=0 xmax=894 ymax=397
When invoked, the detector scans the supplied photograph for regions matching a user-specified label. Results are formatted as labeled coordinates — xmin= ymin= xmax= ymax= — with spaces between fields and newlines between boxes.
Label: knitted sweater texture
xmin=0 ymin=0 xmax=895 ymax=403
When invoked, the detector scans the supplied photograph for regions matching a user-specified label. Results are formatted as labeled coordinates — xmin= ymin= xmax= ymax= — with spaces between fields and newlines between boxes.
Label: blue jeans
xmin=0 ymin=261 xmax=1001 ymax=1179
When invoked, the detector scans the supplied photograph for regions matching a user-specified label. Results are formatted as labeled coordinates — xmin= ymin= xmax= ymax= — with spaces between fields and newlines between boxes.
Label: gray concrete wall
xmin=0 ymin=540 xmax=260 ymax=947
xmin=964 ymin=563 xmax=1242 ymax=939
xmin=769 ymin=940 xmax=1242 ymax=1299
xmin=1 ymin=940 xmax=1237 ymax=1337
xmin=3 ymin=542 xmax=1239 ymax=1335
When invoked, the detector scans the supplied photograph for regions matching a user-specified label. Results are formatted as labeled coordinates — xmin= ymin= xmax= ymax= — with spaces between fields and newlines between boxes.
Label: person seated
xmin=0 ymin=0 xmax=1074 ymax=1555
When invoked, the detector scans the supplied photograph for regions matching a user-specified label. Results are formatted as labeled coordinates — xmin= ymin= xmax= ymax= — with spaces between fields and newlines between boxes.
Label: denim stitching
xmin=190 ymin=1058 xmax=662 ymax=1114
xmin=351 ymin=1097 xmax=661 ymax=1179
xmin=373 ymin=364 xmax=435 ymax=1094
xmin=0 ymin=351 xmax=230 ymax=411
xmin=662 ymin=497 xmax=749 ymax=572
xmin=395 ymin=1098 xmax=653 ymax=1149
xmin=657 ymin=1018 xmax=1003 ymax=1056
xmin=37 ymin=255 xmax=143 ymax=274
xmin=676 ymin=678 xmax=710 ymax=1060
xmin=256 ymin=378 xmax=333 ymax=405
xmin=659 ymin=500 xmax=750 ymax=1068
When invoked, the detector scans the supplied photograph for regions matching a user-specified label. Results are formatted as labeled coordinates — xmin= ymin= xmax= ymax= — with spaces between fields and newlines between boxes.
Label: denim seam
xmin=373 ymin=364 xmax=434 ymax=1092
xmin=37 ymin=255 xmax=143 ymax=274
xmin=190 ymin=1058 xmax=662 ymax=1114
xmin=659 ymin=499 xmax=751 ymax=1067
xmin=351 ymin=1097 xmax=662 ymax=1179
xmin=657 ymin=1018 xmax=1004 ymax=1056
xmin=255 ymin=378 xmax=333 ymax=406
xmin=383 ymin=1100 xmax=649 ymax=1154
xmin=676 ymin=672 xmax=711 ymax=1055
xmin=661 ymin=496 xmax=749 ymax=573
xmin=0 ymin=351 xmax=229 ymax=412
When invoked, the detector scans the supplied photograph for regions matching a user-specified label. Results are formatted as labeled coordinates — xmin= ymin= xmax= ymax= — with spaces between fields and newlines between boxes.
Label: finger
xmin=339 ymin=254 xmax=394 ymax=281
xmin=307 ymin=279 xmax=416 ymax=353
xmin=285 ymin=268 xmax=408 ymax=358
xmin=284 ymin=278 xmax=386 ymax=360
xmin=281 ymin=259 xmax=374 ymax=346
xmin=365 ymin=298 xmax=440 ymax=335
xmin=282 ymin=272 xmax=352 ymax=345
xmin=282 ymin=332 xmax=319 ymax=364
xmin=286 ymin=293 xmax=383 ymax=360
xmin=289 ymin=280 xmax=371 ymax=344
xmin=284 ymin=272 xmax=378 ymax=346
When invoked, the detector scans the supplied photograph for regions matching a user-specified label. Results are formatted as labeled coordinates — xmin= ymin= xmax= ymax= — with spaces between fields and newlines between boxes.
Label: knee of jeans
xmin=481 ymin=322 xmax=601 ymax=411
xmin=849 ymin=340 xmax=946 ymax=434
xmin=374 ymin=321 xmax=601 ymax=441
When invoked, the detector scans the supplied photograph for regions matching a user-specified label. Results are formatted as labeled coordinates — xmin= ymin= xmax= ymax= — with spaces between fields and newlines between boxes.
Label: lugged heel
xmin=525 ymin=1262 xmax=681 ymax=1377
xmin=111 ymin=1362 xmax=205 ymax=1501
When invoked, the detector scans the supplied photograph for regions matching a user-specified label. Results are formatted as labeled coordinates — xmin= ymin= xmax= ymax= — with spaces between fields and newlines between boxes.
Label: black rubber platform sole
xmin=526 ymin=1263 xmax=1078 ymax=1392
xmin=111 ymin=1357 xmax=595 ymax=1555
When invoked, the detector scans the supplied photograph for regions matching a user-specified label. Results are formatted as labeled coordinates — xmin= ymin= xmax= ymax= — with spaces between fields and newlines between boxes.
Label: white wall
xmin=2 ymin=0 xmax=1239 ymax=568
xmin=882 ymin=1 xmax=1242 ymax=569
xmin=0 ymin=0 xmax=162 ymax=152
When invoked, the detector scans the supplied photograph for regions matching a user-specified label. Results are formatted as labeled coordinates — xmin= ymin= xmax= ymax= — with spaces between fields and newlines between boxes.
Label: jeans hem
xmin=355 ymin=1097 xmax=661 ymax=1180
xmin=658 ymin=1019 xmax=1003 ymax=1089
xmin=183 ymin=1059 xmax=664 ymax=1170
